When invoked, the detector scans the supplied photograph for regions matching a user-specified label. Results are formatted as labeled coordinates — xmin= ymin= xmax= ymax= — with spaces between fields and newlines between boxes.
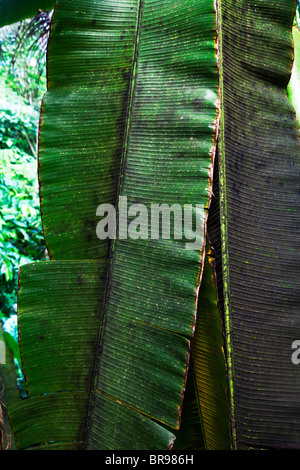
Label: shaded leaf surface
xmin=191 ymin=243 xmax=230 ymax=450
xmin=215 ymin=0 xmax=300 ymax=449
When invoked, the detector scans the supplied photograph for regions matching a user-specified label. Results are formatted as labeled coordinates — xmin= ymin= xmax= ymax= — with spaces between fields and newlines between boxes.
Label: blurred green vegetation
xmin=0 ymin=12 xmax=49 ymax=107
xmin=0 ymin=13 xmax=50 ymax=396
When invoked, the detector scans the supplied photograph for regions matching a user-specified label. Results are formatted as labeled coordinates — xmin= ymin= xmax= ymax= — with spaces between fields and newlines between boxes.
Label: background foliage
xmin=0 ymin=14 xmax=50 ymax=395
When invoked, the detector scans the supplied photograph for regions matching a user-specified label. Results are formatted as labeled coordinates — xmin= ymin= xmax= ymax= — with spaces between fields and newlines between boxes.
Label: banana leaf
xmin=191 ymin=242 xmax=230 ymax=450
xmin=7 ymin=0 xmax=221 ymax=450
xmin=211 ymin=0 xmax=300 ymax=449
xmin=171 ymin=240 xmax=230 ymax=450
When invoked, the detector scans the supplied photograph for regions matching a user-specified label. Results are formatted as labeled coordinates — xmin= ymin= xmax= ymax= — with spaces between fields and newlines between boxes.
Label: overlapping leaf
xmin=213 ymin=0 xmax=300 ymax=449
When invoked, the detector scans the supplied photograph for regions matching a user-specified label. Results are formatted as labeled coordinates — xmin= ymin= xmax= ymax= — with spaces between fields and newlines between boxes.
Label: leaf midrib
xmin=216 ymin=0 xmax=237 ymax=450
xmin=83 ymin=0 xmax=145 ymax=448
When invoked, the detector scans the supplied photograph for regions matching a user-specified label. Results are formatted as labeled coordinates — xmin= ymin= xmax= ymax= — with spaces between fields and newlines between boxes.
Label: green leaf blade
xmin=191 ymin=244 xmax=230 ymax=450
xmin=216 ymin=0 xmax=300 ymax=449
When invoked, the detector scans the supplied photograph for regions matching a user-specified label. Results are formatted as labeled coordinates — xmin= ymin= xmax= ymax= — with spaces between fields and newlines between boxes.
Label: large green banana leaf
xmin=209 ymin=0 xmax=300 ymax=449
xmin=7 ymin=0 xmax=221 ymax=450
